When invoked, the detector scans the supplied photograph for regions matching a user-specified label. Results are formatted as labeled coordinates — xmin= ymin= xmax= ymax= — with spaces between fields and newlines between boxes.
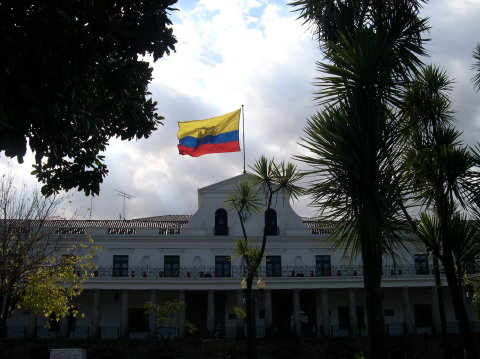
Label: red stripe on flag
xmin=178 ymin=141 xmax=240 ymax=157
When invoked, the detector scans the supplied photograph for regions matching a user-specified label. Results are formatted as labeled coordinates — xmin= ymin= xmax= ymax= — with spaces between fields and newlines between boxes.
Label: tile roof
xmin=301 ymin=217 xmax=336 ymax=234
xmin=3 ymin=216 xmax=331 ymax=231
xmin=1 ymin=215 xmax=192 ymax=229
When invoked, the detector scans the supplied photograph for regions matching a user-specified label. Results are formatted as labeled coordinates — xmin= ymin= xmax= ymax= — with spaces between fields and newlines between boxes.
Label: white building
xmin=5 ymin=174 xmax=478 ymax=341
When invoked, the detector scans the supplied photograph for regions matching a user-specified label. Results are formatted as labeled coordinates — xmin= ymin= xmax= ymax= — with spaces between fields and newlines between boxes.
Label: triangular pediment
xmin=199 ymin=173 xmax=251 ymax=193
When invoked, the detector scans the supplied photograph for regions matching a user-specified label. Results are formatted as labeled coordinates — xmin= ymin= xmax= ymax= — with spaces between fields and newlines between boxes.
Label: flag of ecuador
xmin=177 ymin=109 xmax=241 ymax=157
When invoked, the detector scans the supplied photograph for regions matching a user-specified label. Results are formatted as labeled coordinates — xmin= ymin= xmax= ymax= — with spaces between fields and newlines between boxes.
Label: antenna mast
xmin=115 ymin=190 xmax=135 ymax=220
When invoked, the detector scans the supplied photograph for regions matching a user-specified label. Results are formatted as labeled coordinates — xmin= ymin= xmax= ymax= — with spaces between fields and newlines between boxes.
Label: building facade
xmin=5 ymin=174 xmax=478 ymax=341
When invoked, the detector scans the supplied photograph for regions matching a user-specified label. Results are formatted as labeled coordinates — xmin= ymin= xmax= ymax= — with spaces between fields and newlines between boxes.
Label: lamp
xmin=241 ymin=277 xmax=247 ymax=289
xmin=466 ymin=283 xmax=474 ymax=300
xmin=256 ymin=277 xmax=266 ymax=289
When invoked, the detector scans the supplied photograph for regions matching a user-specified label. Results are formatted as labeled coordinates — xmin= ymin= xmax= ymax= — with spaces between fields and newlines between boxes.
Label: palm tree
xmin=472 ymin=42 xmax=480 ymax=92
xmin=291 ymin=1 xmax=429 ymax=358
xmin=226 ymin=157 xmax=303 ymax=359
xmin=401 ymin=65 xmax=479 ymax=359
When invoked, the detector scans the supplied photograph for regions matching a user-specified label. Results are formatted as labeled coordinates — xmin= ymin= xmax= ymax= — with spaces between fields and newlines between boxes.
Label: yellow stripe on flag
xmin=177 ymin=109 xmax=241 ymax=140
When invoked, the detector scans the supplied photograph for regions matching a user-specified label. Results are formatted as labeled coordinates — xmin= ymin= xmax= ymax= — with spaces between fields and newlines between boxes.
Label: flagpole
xmin=242 ymin=105 xmax=246 ymax=173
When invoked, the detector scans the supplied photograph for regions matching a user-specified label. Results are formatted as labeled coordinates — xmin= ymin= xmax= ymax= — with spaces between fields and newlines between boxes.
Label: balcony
xmin=7 ymin=322 xmax=479 ymax=340
xmin=87 ymin=264 xmax=436 ymax=280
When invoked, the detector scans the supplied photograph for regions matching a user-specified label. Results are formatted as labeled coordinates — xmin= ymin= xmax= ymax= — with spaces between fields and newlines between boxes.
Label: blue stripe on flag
xmin=178 ymin=130 xmax=239 ymax=149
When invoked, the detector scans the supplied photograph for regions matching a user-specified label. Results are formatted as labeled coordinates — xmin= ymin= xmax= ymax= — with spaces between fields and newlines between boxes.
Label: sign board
xmin=50 ymin=348 xmax=86 ymax=359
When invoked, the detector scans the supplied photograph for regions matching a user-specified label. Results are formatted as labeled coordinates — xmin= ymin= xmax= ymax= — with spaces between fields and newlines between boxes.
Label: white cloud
xmin=2 ymin=0 xmax=480 ymax=220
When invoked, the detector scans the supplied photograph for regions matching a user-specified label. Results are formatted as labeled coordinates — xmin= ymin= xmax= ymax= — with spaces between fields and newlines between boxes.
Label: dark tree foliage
xmin=292 ymin=1 xmax=428 ymax=359
xmin=0 ymin=0 xmax=177 ymax=196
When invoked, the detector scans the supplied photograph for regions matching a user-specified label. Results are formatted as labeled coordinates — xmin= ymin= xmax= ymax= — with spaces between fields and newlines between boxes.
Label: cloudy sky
xmin=1 ymin=0 xmax=480 ymax=220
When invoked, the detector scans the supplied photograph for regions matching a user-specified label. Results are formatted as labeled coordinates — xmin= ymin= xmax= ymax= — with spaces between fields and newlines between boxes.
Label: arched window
xmin=294 ymin=256 xmax=303 ymax=267
xmin=193 ymin=256 xmax=203 ymax=267
xmin=214 ymin=208 xmax=229 ymax=235
xmin=141 ymin=256 xmax=151 ymax=277
xmin=141 ymin=256 xmax=151 ymax=268
xmin=265 ymin=209 xmax=278 ymax=236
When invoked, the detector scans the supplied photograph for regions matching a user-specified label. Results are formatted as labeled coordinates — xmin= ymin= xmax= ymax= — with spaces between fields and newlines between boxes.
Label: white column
xmin=348 ymin=288 xmax=358 ymax=335
xmin=402 ymin=287 xmax=414 ymax=334
xmin=120 ymin=290 xmax=129 ymax=338
xmin=264 ymin=290 xmax=273 ymax=336
xmin=320 ymin=289 xmax=330 ymax=336
xmin=236 ymin=290 xmax=244 ymax=338
xmin=293 ymin=289 xmax=301 ymax=336
xmin=207 ymin=290 xmax=215 ymax=337
xmin=315 ymin=290 xmax=322 ymax=337
xmin=91 ymin=289 xmax=101 ymax=338
xmin=177 ymin=290 xmax=186 ymax=337
xmin=148 ymin=290 xmax=157 ymax=337
xmin=431 ymin=286 xmax=440 ymax=332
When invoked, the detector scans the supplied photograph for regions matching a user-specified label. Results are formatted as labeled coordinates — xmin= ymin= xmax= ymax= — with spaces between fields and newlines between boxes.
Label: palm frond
xmin=417 ymin=211 xmax=441 ymax=256
xmin=448 ymin=213 xmax=480 ymax=273
xmin=225 ymin=182 xmax=262 ymax=215
xmin=248 ymin=156 xmax=304 ymax=202
xmin=472 ymin=43 xmax=480 ymax=92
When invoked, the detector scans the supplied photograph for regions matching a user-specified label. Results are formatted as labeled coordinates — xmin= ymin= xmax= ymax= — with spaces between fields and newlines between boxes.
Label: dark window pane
xmin=337 ymin=306 xmax=349 ymax=330
xmin=266 ymin=256 xmax=281 ymax=277
xmin=214 ymin=209 xmax=229 ymax=235
xmin=315 ymin=255 xmax=331 ymax=276
xmin=414 ymin=304 xmax=432 ymax=327
xmin=48 ymin=314 xmax=61 ymax=332
xmin=265 ymin=209 xmax=278 ymax=236
xmin=128 ymin=308 xmax=148 ymax=331
xmin=164 ymin=255 xmax=180 ymax=277
xmin=215 ymin=256 xmax=231 ymax=277
xmin=356 ymin=306 xmax=365 ymax=330
xmin=414 ymin=254 xmax=429 ymax=275
xmin=113 ymin=255 xmax=128 ymax=277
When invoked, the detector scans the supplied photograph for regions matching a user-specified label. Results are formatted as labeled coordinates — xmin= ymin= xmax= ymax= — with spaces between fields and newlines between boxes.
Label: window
xmin=66 ymin=308 xmax=77 ymax=333
xmin=48 ymin=314 xmax=61 ymax=332
xmin=128 ymin=308 xmax=148 ymax=331
xmin=414 ymin=254 xmax=429 ymax=275
xmin=356 ymin=306 xmax=365 ymax=330
xmin=266 ymin=256 xmax=282 ymax=277
xmin=384 ymin=309 xmax=395 ymax=316
xmin=337 ymin=306 xmax=365 ymax=331
xmin=113 ymin=255 xmax=128 ymax=277
xmin=164 ymin=255 xmax=180 ymax=277
xmin=215 ymin=256 xmax=231 ymax=277
xmin=214 ymin=208 xmax=229 ymax=235
xmin=337 ymin=306 xmax=349 ymax=331
xmin=315 ymin=255 xmax=331 ymax=276
xmin=414 ymin=304 xmax=432 ymax=327
xmin=390 ymin=351 xmax=407 ymax=359
xmin=264 ymin=209 xmax=278 ymax=236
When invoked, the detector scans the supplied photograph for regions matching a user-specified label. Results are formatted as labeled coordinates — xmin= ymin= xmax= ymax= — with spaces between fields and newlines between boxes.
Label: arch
xmin=294 ymin=256 xmax=303 ymax=267
xmin=214 ymin=208 xmax=229 ymax=235
xmin=265 ymin=209 xmax=278 ymax=235
xmin=141 ymin=256 xmax=151 ymax=267
xmin=140 ymin=256 xmax=152 ymax=277
xmin=92 ymin=255 xmax=99 ymax=266
xmin=193 ymin=256 xmax=203 ymax=267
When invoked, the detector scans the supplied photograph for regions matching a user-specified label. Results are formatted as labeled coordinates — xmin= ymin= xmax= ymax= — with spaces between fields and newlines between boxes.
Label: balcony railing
xmin=10 ymin=322 xmax=465 ymax=340
xmin=86 ymin=264 xmax=443 ymax=279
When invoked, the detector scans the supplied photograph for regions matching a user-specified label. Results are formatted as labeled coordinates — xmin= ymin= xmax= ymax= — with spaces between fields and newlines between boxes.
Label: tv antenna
xmin=89 ymin=196 xmax=94 ymax=220
xmin=115 ymin=190 xmax=134 ymax=220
